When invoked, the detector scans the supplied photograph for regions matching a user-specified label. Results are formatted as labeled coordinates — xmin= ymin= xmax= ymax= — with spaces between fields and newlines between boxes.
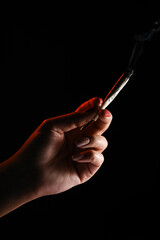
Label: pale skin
xmin=0 ymin=97 xmax=112 ymax=217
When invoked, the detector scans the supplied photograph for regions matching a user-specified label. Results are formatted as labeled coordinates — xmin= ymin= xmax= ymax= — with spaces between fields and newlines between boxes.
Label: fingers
xmin=72 ymin=150 xmax=104 ymax=175
xmin=74 ymin=135 xmax=108 ymax=152
xmin=76 ymin=97 xmax=113 ymax=136
xmin=72 ymin=135 xmax=107 ymax=181
xmin=73 ymin=135 xmax=108 ymax=177
xmin=39 ymin=97 xmax=112 ymax=136
xmin=38 ymin=109 xmax=97 ymax=133
xmin=72 ymin=149 xmax=104 ymax=165
xmin=72 ymin=133 xmax=109 ymax=181
xmin=75 ymin=97 xmax=103 ymax=112
xmin=83 ymin=109 xmax=113 ymax=136
xmin=38 ymin=97 xmax=104 ymax=134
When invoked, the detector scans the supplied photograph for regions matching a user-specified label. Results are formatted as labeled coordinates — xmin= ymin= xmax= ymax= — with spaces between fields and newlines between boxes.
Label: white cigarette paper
xmin=93 ymin=68 xmax=134 ymax=121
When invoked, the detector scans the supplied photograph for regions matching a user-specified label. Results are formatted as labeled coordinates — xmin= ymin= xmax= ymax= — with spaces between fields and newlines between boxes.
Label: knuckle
xmin=86 ymin=150 xmax=104 ymax=166
xmin=89 ymin=150 xmax=102 ymax=161
xmin=103 ymin=136 xmax=108 ymax=149
xmin=87 ymin=150 xmax=97 ymax=160
xmin=37 ymin=119 xmax=49 ymax=132
xmin=92 ymin=135 xmax=108 ymax=150
xmin=42 ymin=118 xmax=50 ymax=126
xmin=89 ymin=150 xmax=96 ymax=159
xmin=92 ymin=151 xmax=104 ymax=165
xmin=100 ymin=154 xmax=104 ymax=164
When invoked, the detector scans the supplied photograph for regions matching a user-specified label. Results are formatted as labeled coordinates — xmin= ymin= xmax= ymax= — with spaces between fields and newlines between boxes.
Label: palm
xmin=49 ymin=127 xmax=92 ymax=194
xmin=38 ymin=118 xmax=99 ymax=195
xmin=65 ymin=128 xmax=93 ymax=183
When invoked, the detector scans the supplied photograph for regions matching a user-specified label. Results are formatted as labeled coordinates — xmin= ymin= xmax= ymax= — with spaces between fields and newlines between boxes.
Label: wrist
xmin=0 ymin=156 xmax=38 ymax=217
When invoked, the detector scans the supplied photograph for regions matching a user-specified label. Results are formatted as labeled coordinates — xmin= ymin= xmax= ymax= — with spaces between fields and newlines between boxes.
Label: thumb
xmin=41 ymin=110 xmax=97 ymax=133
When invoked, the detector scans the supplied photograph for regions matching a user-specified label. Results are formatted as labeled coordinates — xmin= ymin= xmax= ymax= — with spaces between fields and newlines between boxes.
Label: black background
xmin=0 ymin=3 xmax=160 ymax=239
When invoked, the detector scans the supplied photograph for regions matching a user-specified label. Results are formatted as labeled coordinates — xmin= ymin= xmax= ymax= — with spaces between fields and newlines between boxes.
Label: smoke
xmin=128 ymin=19 xmax=160 ymax=69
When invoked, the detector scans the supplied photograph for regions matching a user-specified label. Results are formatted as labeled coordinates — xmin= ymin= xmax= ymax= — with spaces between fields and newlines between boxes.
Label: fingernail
xmin=95 ymin=98 xmax=103 ymax=107
xmin=75 ymin=137 xmax=90 ymax=147
xmin=101 ymin=109 xmax=112 ymax=118
xmin=72 ymin=153 xmax=84 ymax=161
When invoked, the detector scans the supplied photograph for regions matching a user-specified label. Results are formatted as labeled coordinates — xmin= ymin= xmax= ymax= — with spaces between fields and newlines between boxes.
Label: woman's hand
xmin=0 ymin=97 xmax=112 ymax=217
xmin=21 ymin=97 xmax=112 ymax=196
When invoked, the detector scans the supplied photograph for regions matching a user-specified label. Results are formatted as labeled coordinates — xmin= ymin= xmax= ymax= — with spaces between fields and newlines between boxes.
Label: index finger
xmin=82 ymin=109 xmax=113 ymax=136
xmin=75 ymin=97 xmax=103 ymax=112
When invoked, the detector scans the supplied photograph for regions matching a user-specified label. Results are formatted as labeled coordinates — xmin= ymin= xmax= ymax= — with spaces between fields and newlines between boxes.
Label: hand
xmin=0 ymin=97 xmax=112 ymax=216
xmin=16 ymin=97 xmax=112 ymax=197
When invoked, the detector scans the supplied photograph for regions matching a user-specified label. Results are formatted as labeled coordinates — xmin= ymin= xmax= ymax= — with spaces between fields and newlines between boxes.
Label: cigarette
xmin=81 ymin=68 xmax=134 ymax=131
xmin=93 ymin=68 xmax=134 ymax=121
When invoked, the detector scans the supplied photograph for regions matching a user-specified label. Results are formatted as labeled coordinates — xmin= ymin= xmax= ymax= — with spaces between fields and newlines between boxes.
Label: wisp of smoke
xmin=129 ymin=19 xmax=160 ymax=69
